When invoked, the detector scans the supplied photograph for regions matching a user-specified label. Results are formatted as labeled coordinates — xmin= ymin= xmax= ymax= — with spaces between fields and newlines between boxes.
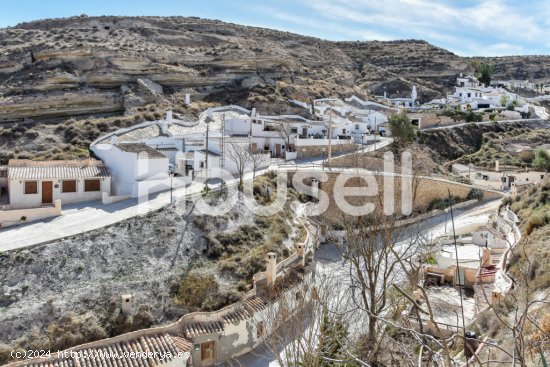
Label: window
xmin=84 ymin=179 xmax=101 ymax=192
xmin=0 ymin=170 xmax=6 ymax=178
xmin=467 ymin=93 xmax=471 ymax=98
xmin=290 ymin=128 xmax=298 ymax=133
xmin=256 ymin=321 xmax=264 ymax=339
xmin=62 ymin=180 xmax=77 ymax=193
xmin=24 ymin=181 xmax=38 ymax=194
xmin=355 ymin=124 xmax=359 ymax=130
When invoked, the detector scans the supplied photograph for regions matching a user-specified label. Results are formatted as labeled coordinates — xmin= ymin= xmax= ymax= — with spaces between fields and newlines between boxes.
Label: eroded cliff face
xmin=0 ymin=16 xmax=361 ymax=123
xmin=2 ymin=16 xmax=550 ymax=121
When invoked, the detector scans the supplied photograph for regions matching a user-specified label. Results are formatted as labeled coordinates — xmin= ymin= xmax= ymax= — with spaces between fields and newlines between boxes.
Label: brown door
xmin=275 ymin=144 xmax=281 ymax=157
xmin=200 ymin=341 xmax=215 ymax=365
xmin=42 ymin=181 xmax=53 ymax=204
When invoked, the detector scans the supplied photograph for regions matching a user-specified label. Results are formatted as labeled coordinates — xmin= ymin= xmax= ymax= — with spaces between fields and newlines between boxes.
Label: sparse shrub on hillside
xmin=465 ymin=111 xmax=483 ymax=122
xmin=525 ymin=213 xmax=547 ymax=235
xmin=0 ymin=344 xmax=15 ymax=365
xmin=532 ymin=147 xmax=550 ymax=171
xmin=175 ymin=272 xmax=219 ymax=311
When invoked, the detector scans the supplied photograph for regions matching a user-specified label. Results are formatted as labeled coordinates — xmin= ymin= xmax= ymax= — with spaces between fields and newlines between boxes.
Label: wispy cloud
xmin=247 ymin=0 xmax=549 ymax=56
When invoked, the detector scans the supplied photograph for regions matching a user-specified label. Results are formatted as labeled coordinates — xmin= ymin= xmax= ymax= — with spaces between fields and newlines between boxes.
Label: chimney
xmin=495 ymin=160 xmax=500 ymax=172
xmin=251 ymin=107 xmax=257 ymax=117
xmin=166 ymin=110 xmax=173 ymax=124
xmin=121 ymin=294 xmax=134 ymax=315
xmin=161 ymin=111 xmax=172 ymax=134
xmin=266 ymin=252 xmax=277 ymax=288
xmin=296 ymin=243 xmax=306 ymax=267
xmin=184 ymin=94 xmax=190 ymax=106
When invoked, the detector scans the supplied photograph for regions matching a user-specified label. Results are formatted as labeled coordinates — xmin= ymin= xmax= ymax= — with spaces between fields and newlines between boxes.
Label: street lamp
xmin=361 ymin=133 xmax=365 ymax=153
xmin=321 ymin=147 xmax=326 ymax=170
xmin=204 ymin=109 xmax=214 ymax=192
xmin=168 ymin=169 xmax=174 ymax=205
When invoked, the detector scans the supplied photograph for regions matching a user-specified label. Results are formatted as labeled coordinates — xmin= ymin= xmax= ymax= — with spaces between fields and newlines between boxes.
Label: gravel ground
xmin=0 ymin=197 xmax=262 ymax=347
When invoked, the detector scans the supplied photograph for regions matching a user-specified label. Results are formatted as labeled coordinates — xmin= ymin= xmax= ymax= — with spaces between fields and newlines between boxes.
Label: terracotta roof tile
xmin=7 ymin=160 xmax=109 ymax=180
xmin=12 ymin=334 xmax=191 ymax=367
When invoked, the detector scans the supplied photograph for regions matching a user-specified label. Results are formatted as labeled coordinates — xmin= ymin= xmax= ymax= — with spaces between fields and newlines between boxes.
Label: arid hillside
xmin=1 ymin=15 xmax=550 ymax=164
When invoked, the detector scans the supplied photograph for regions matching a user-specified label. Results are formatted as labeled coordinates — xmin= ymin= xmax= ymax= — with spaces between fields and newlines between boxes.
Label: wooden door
xmin=275 ymin=144 xmax=281 ymax=157
xmin=200 ymin=341 xmax=215 ymax=365
xmin=42 ymin=181 xmax=53 ymax=204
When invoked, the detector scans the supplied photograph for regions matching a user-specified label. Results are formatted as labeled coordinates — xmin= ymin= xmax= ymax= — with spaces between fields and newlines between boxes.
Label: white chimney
xmin=266 ymin=252 xmax=277 ymax=288
xmin=495 ymin=160 xmax=500 ymax=172
xmin=166 ymin=110 xmax=173 ymax=124
xmin=110 ymin=135 xmax=119 ymax=145
xmin=184 ymin=93 xmax=191 ymax=105
xmin=121 ymin=294 xmax=133 ymax=315
xmin=251 ymin=107 xmax=257 ymax=117
xmin=296 ymin=242 xmax=306 ymax=267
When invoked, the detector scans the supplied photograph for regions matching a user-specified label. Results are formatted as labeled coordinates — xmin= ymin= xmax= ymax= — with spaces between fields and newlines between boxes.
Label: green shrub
xmin=467 ymin=188 xmax=484 ymax=201
xmin=532 ymin=148 xmax=550 ymax=171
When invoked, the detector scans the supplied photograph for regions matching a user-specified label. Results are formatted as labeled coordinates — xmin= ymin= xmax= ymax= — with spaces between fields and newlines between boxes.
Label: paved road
xmin=234 ymin=199 xmax=500 ymax=366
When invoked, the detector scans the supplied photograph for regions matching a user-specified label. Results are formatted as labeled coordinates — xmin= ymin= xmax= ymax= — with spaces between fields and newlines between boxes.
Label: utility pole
xmin=204 ymin=115 xmax=211 ymax=192
xmin=169 ymin=170 xmax=173 ymax=205
xmin=327 ymin=109 xmax=333 ymax=168
xmin=448 ymin=188 xmax=468 ymax=366
xmin=205 ymin=123 xmax=209 ymax=191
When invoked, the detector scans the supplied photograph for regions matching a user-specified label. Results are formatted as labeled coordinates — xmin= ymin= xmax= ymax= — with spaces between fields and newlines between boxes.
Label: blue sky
xmin=1 ymin=0 xmax=549 ymax=56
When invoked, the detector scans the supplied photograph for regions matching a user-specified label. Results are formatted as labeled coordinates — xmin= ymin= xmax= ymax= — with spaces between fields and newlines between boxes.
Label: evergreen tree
xmin=387 ymin=111 xmax=416 ymax=147
xmin=475 ymin=63 xmax=494 ymax=86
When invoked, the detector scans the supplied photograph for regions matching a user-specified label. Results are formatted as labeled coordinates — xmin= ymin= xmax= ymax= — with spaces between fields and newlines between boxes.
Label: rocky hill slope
xmin=1 ymin=15 xmax=550 ymax=163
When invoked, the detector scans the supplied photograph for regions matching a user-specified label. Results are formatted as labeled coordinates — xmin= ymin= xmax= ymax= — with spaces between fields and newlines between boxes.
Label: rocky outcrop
xmin=0 ymin=91 xmax=124 ymax=122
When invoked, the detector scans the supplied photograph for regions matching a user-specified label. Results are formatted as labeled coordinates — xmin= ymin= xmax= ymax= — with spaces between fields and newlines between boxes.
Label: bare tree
xmin=225 ymin=138 xmax=252 ymax=191
xmin=249 ymin=148 xmax=271 ymax=180
xmin=277 ymin=119 xmax=296 ymax=153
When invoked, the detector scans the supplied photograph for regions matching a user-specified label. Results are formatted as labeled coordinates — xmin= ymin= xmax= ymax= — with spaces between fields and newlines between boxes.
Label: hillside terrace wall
xmin=296 ymin=140 xmax=357 ymax=159
xmin=0 ymin=199 xmax=61 ymax=228
xmin=286 ymin=171 xmax=501 ymax=224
